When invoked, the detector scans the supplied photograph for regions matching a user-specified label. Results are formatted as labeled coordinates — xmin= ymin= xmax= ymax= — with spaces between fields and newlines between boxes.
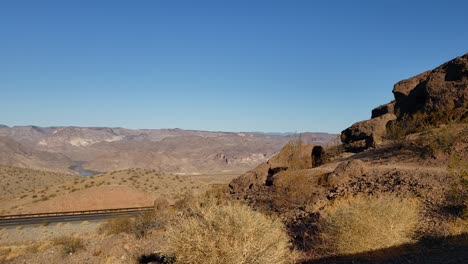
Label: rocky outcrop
xmin=371 ymin=101 xmax=395 ymax=118
xmin=325 ymin=159 xmax=368 ymax=186
xmin=311 ymin=146 xmax=325 ymax=168
xmin=393 ymin=53 xmax=468 ymax=118
xmin=229 ymin=163 xmax=271 ymax=192
xmin=342 ymin=53 xmax=468 ymax=151
xmin=341 ymin=113 xmax=396 ymax=151
xmin=229 ymin=143 xmax=315 ymax=192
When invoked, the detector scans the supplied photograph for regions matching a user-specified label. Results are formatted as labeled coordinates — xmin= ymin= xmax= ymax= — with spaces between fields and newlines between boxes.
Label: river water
xmin=69 ymin=162 xmax=99 ymax=176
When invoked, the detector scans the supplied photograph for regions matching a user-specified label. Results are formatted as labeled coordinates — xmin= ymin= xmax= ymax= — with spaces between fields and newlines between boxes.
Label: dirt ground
xmin=0 ymin=168 xmax=238 ymax=215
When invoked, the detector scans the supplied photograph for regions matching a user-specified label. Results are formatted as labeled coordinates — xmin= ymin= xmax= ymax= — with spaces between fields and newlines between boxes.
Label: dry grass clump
xmin=447 ymin=153 xmax=468 ymax=218
xmin=272 ymin=170 xmax=320 ymax=210
xmin=99 ymin=211 xmax=168 ymax=238
xmin=133 ymin=211 xmax=167 ymax=238
xmin=317 ymin=193 xmax=421 ymax=255
xmin=439 ymin=218 xmax=468 ymax=237
xmin=52 ymin=236 xmax=85 ymax=255
xmin=163 ymin=196 xmax=294 ymax=264
xmin=99 ymin=216 xmax=132 ymax=235
xmin=283 ymin=137 xmax=310 ymax=171
xmin=412 ymin=126 xmax=459 ymax=155
xmin=386 ymin=112 xmax=434 ymax=140
xmin=386 ymin=104 xmax=468 ymax=141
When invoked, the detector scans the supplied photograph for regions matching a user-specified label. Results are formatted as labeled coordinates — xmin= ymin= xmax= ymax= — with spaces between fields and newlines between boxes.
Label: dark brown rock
xmin=326 ymin=159 xmax=368 ymax=186
xmin=371 ymin=101 xmax=395 ymax=118
xmin=229 ymin=143 xmax=315 ymax=192
xmin=393 ymin=53 xmax=468 ymax=118
xmin=311 ymin=145 xmax=325 ymax=168
xmin=341 ymin=53 xmax=468 ymax=153
xmin=341 ymin=113 xmax=396 ymax=151
xmin=229 ymin=162 xmax=271 ymax=192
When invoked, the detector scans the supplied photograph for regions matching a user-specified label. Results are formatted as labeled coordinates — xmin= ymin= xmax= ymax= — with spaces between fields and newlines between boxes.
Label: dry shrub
xmin=438 ymin=218 xmax=468 ymax=237
xmin=52 ymin=236 xmax=84 ymax=255
xmin=273 ymin=170 xmax=320 ymax=210
xmin=133 ymin=211 xmax=167 ymax=238
xmin=203 ymin=185 xmax=230 ymax=201
xmin=154 ymin=197 xmax=170 ymax=211
xmin=386 ymin=104 xmax=468 ymax=140
xmin=448 ymin=153 xmax=468 ymax=218
xmin=100 ymin=211 xmax=168 ymax=238
xmin=424 ymin=126 xmax=458 ymax=155
xmin=0 ymin=247 xmax=11 ymax=262
xmin=386 ymin=112 xmax=433 ymax=140
xmin=173 ymin=191 xmax=199 ymax=217
xmin=283 ymin=137 xmax=310 ymax=171
xmin=99 ymin=216 xmax=132 ymax=235
xmin=317 ymin=193 xmax=421 ymax=255
xmin=163 ymin=196 xmax=295 ymax=264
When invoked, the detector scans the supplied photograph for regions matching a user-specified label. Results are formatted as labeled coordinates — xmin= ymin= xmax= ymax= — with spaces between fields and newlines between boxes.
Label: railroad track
xmin=0 ymin=207 xmax=154 ymax=227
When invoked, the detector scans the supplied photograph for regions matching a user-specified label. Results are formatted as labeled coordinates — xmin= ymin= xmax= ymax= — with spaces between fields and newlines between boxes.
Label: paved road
xmin=0 ymin=209 xmax=153 ymax=227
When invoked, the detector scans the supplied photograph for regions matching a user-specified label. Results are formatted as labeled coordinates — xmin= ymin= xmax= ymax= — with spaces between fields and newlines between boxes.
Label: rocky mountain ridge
xmin=0 ymin=126 xmax=337 ymax=175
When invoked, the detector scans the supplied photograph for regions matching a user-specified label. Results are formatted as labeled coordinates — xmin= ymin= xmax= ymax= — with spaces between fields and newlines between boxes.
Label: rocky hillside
xmin=341 ymin=53 xmax=468 ymax=151
xmin=229 ymin=53 xmax=468 ymax=262
xmin=0 ymin=136 xmax=74 ymax=173
xmin=0 ymin=126 xmax=337 ymax=175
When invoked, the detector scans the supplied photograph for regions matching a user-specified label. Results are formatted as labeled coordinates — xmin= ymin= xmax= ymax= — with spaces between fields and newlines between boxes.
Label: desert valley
xmin=0 ymin=128 xmax=336 ymax=215
xmin=1 ymin=2 xmax=468 ymax=263
xmin=1 ymin=53 xmax=467 ymax=264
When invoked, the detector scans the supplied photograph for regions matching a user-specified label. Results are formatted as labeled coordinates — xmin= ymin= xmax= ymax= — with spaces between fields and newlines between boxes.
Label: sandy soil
xmin=0 ymin=221 xmax=100 ymax=244
xmin=0 ymin=168 xmax=238 ymax=215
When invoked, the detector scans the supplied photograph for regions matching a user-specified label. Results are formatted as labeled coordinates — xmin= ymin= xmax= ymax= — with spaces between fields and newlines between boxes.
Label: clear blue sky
xmin=1 ymin=0 xmax=467 ymax=133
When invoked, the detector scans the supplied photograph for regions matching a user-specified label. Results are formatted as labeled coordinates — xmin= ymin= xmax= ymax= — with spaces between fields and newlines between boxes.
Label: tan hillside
xmin=0 ymin=126 xmax=337 ymax=175
xmin=0 ymin=165 xmax=79 ymax=198
xmin=0 ymin=137 xmax=74 ymax=174
xmin=0 ymin=167 xmax=237 ymax=215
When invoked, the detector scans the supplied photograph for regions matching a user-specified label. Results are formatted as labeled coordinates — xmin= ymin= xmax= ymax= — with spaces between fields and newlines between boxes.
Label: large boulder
xmin=229 ymin=142 xmax=314 ymax=192
xmin=371 ymin=101 xmax=395 ymax=118
xmin=326 ymin=159 xmax=368 ymax=186
xmin=340 ymin=113 xmax=396 ymax=151
xmin=393 ymin=53 xmax=468 ymax=118
xmin=229 ymin=162 xmax=271 ymax=192
xmin=311 ymin=145 xmax=325 ymax=168
xmin=341 ymin=53 xmax=468 ymax=152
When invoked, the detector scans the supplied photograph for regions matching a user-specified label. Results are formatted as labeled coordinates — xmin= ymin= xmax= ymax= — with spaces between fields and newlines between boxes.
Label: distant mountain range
xmin=0 ymin=125 xmax=338 ymax=175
